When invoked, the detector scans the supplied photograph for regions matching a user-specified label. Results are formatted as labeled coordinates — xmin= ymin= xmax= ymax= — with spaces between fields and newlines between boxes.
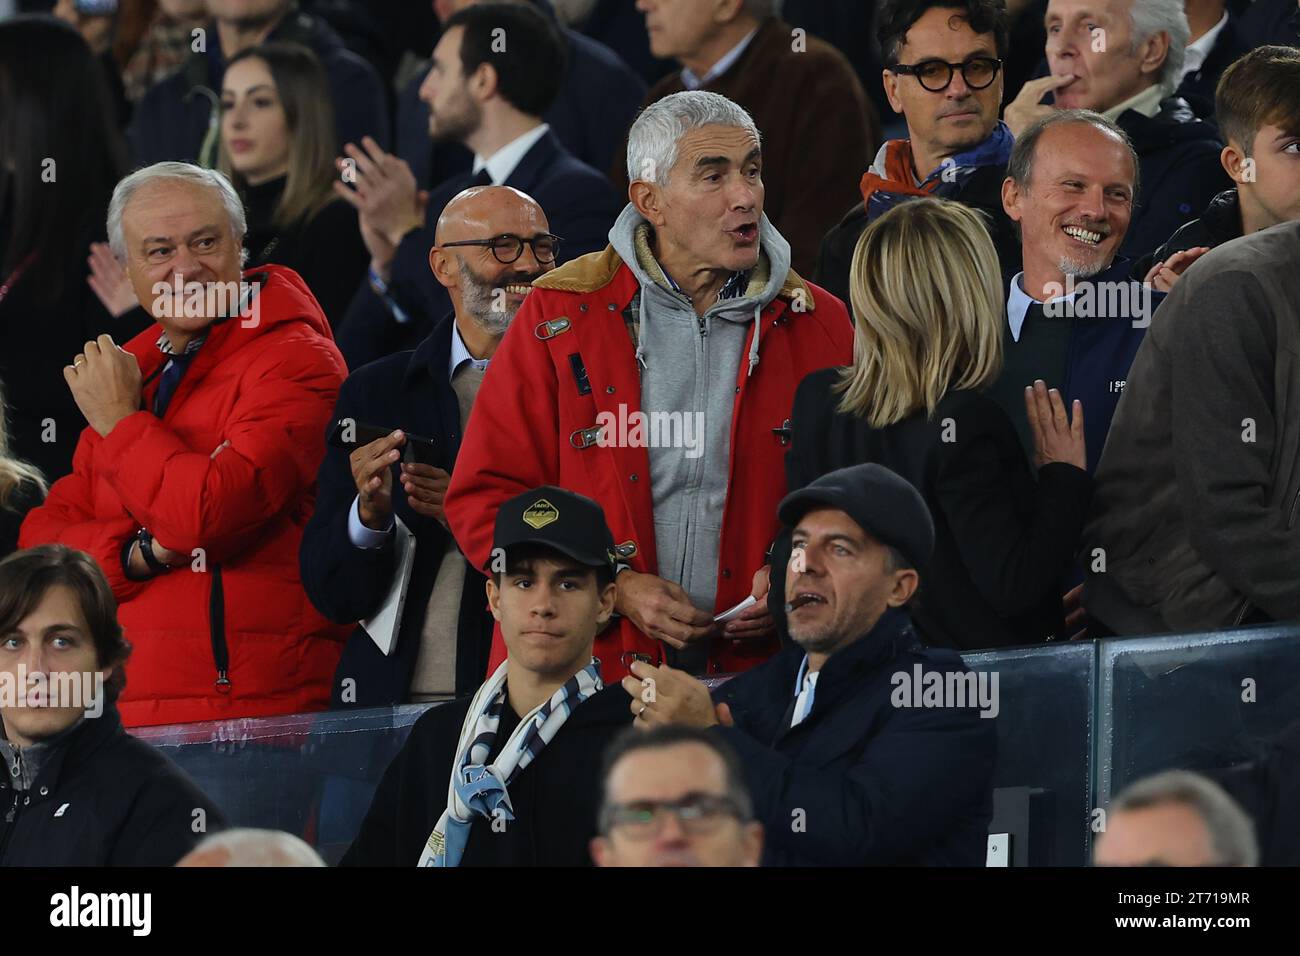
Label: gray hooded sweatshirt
xmin=607 ymin=204 xmax=793 ymax=669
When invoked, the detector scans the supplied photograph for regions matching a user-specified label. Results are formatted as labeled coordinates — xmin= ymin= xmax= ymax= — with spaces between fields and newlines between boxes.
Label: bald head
xmin=434 ymin=184 xmax=548 ymax=245
xmin=176 ymin=828 xmax=326 ymax=867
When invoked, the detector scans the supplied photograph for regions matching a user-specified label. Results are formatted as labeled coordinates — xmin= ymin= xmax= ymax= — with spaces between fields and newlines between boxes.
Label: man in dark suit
xmin=301 ymin=185 xmax=557 ymax=708
xmin=332 ymin=1 xmax=622 ymax=368
xmin=394 ymin=0 xmax=646 ymax=192
xmin=621 ymin=464 xmax=997 ymax=866
xmin=129 ymin=0 xmax=390 ymax=166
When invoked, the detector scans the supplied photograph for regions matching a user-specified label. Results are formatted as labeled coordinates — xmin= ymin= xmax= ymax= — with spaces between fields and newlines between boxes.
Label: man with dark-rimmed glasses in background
xmin=816 ymin=0 xmax=1022 ymax=303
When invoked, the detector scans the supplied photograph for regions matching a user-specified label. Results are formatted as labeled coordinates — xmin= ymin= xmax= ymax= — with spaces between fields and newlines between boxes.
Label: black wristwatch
xmin=136 ymin=527 xmax=172 ymax=576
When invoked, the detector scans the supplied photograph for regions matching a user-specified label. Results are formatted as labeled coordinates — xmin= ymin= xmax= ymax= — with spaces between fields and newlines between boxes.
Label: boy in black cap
xmin=624 ymin=463 xmax=997 ymax=866
xmin=340 ymin=487 xmax=634 ymax=867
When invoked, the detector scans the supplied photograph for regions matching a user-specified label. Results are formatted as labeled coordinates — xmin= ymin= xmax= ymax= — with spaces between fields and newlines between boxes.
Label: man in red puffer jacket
xmin=21 ymin=163 xmax=350 ymax=727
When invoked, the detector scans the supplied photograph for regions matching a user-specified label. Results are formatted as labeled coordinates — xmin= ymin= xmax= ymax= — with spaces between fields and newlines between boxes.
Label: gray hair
xmin=1127 ymin=0 xmax=1189 ymax=97
xmin=1110 ymin=770 xmax=1258 ymax=866
xmin=1007 ymin=109 xmax=1140 ymax=196
xmin=107 ymin=162 xmax=247 ymax=262
xmin=180 ymin=828 xmax=327 ymax=867
xmin=626 ymin=90 xmax=762 ymax=187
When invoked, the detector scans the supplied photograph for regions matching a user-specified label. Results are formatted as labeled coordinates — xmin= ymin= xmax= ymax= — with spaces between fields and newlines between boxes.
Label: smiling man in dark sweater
xmin=340 ymin=486 xmax=633 ymax=867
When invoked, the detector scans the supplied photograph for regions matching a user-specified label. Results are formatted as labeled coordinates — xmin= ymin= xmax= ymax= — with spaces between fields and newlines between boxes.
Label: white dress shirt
xmin=472 ymin=124 xmax=551 ymax=185
xmin=1182 ymin=12 xmax=1230 ymax=80
xmin=790 ymin=656 xmax=820 ymax=728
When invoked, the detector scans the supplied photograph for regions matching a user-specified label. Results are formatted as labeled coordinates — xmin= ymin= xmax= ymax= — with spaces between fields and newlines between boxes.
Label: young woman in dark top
xmin=218 ymin=42 xmax=368 ymax=330
xmin=774 ymin=198 xmax=1091 ymax=650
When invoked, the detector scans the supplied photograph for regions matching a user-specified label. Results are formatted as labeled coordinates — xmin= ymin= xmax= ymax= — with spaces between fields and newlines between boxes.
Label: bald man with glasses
xmin=302 ymin=185 xmax=558 ymax=709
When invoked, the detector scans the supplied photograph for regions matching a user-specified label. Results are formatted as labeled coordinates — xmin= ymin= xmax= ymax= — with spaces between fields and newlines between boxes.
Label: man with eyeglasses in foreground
xmin=816 ymin=0 xmax=1022 ymax=304
xmin=591 ymin=724 xmax=762 ymax=867
xmin=302 ymin=185 xmax=557 ymax=710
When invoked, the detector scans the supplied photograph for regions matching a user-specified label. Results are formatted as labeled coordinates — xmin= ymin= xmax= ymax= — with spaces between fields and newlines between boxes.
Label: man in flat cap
xmin=624 ymin=463 xmax=997 ymax=865
xmin=341 ymin=486 xmax=633 ymax=867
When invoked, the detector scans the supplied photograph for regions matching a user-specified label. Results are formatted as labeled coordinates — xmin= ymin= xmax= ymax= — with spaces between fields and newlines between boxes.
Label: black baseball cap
xmin=777 ymin=464 xmax=935 ymax=573
xmin=490 ymin=485 xmax=616 ymax=573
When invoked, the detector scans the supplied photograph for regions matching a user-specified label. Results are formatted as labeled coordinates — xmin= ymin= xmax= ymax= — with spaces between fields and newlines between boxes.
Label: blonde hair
xmin=0 ymin=378 xmax=46 ymax=511
xmin=836 ymin=198 xmax=1005 ymax=428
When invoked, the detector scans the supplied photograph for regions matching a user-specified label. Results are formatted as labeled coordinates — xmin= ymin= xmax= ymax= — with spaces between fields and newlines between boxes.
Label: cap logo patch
xmin=522 ymin=499 xmax=559 ymax=529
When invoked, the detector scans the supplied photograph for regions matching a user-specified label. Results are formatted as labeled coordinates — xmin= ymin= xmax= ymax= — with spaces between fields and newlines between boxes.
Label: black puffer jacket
xmin=0 ymin=704 xmax=226 ymax=867
xmin=1138 ymin=188 xmax=1242 ymax=276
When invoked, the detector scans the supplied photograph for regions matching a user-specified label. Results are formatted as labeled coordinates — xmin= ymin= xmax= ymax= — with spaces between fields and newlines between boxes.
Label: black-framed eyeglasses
xmin=440 ymin=233 xmax=563 ymax=264
xmin=602 ymin=793 xmax=746 ymax=839
xmin=889 ymin=56 xmax=1003 ymax=92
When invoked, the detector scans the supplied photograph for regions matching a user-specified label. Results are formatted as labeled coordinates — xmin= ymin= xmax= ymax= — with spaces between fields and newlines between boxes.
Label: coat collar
xmin=1 ymin=704 xmax=123 ymax=797
xmin=404 ymin=311 xmax=459 ymax=389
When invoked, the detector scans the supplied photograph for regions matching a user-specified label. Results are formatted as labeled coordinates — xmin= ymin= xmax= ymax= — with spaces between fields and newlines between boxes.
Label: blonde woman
xmin=776 ymin=197 xmax=1089 ymax=650
xmin=1 ymin=379 xmax=46 ymax=558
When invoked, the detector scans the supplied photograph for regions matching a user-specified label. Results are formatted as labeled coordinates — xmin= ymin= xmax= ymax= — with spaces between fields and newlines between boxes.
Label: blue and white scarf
xmin=417 ymin=658 xmax=603 ymax=867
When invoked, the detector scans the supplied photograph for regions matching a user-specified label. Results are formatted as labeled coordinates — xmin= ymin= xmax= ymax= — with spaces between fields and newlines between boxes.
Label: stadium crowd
xmin=1 ymin=0 xmax=1299 ymax=868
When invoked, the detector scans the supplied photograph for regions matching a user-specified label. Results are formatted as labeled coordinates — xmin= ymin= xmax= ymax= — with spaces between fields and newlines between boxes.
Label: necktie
xmin=153 ymin=351 xmax=197 ymax=417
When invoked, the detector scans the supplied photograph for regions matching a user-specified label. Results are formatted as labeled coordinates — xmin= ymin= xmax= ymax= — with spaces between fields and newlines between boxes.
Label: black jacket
xmin=1140 ymin=188 xmax=1242 ymax=276
xmin=394 ymin=19 xmax=645 ymax=191
xmin=0 ymin=478 xmax=43 ymax=560
xmin=1116 ymin=97 xmax=1231 ymax=262
xmin=711 ymin=608 xmax=996 ymax=866
xmin=1175 ymin=4 xmax=1251 ymax=116
xmin=776 ymin=373 xmax=1091 ymax=650
xmin=0 ymin=705 xmax=226 ymax=866
xmin=814 ymin=164 xmax=1023 ymax=306
xmin=300 ymin=315 xmax=495 ymax=707
xmin=1240 ymin=0 xmax=1300 ymax=47
xmin=240 ymin=178 xmax=369 ymax=333
xmin=128 ymin=8 xmax=390 ymax=166
xmin=337 ymin=129 xmax=621 ymax=369
xmin=340 ymin=683 xmax=634 ymax=866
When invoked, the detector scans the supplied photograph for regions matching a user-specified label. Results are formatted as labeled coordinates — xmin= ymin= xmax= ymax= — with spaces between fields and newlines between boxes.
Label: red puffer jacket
xmin=21 ymin=265 xmax=351 ymax=727
xmin=445 ymin=246 xmax=853 ymax=683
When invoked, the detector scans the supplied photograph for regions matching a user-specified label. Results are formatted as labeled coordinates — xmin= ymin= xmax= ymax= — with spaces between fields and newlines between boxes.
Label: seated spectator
xmin=177 ymin=827 xmax=326 ymax=866
xmin=129 ymin=0 xmax=390 ymax=166
xmin=302 ymin=185 xmax=555 ymax=708
xmin=1093 ymin=770 xmax=1258 ymax=866
xmin=562 ymin=0 xmax=676 ymax=85
xmin=120 ymin=0 xmax=209 ymax=103
xmin=625 ymin=463 xmax=997 ymax=865
xmin=444 ymin=90 xmax=853 ymax=684
xmin=994 ymin=110 xmax=1169 ymax=473
xmin=0 ymin=381 xmax=46 ymax=561
xmin=335 ymin=1 xmax=621 ymax=368
xmin=0 ymin=545 xmax=227 ymax=866
xmin=395 ymin=0 xmax=646 ymax=193
xmin=341 ymin=487 xmax=634 ymax=867
xmin=1239 ymin=0 xmax=1300 ymax=48
xmin=218 ymin=42 xmax=368 ymax=328
xmin=1175 ymin=0 xmax=1250 ymax=111
xmin=591 ymin=724 xmax=762 ymax=867
xmin=1145 ymin=45 xmax=1300 ymax=271
xmin=1085 ymin=221 xmax=1300 ymax=634
xmin=780 ymin=199 xmax=1090 ymax=650
xmin=818 ymin=0 xmax=1021 ymax=304
xmin=621 ymin=0 xmax=879 ymax=276
xmin=0 ymin=15 xmax=152 ymax=484
xmin=19 ymin=162 xmax=351 ymax=727
xmin=1004 ymin=0 xmax=1229 ymax=260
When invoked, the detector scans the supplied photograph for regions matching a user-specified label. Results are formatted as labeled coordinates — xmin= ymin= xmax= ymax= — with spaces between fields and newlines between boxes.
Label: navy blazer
xmin=338 ymin=129 xmax=621 ymax=369
xmin=300 ymin=315 xmax=494 ymax=707
xmin=394 ymin=15 xmax=645 ymax=187
xmin=711 ymin=608 xmax=997 ymax=866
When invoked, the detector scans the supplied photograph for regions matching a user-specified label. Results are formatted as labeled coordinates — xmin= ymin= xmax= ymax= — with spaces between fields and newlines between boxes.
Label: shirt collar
xmin=680 ymin=26 xmax=759 ymax=90
xmin=156 ymin=330 xmax=207 ymax=357
xmin=1101 ymin=83 xmax=1166 ymax=124
xmin=472 ymin=124 xmax=550 ymax=185
xmin=448 ymin=319 xmax=490 ymax=380
xmin=1007 ymin=272 xmax=1076 ymax=343
xmin=1182 ymin=11 xmax=1230 ymax=78
xmin=660 ymin=264 xmax=750 ymax=302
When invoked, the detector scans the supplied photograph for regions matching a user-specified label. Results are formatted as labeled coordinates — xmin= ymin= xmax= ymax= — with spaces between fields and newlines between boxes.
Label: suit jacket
xmin=300 ymin=314 xmax=495 ymax=706
xmin=337 ymin=129 xmax=621 ymax=370
xmin=711 ymin=608 xmax=997 ymax=866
